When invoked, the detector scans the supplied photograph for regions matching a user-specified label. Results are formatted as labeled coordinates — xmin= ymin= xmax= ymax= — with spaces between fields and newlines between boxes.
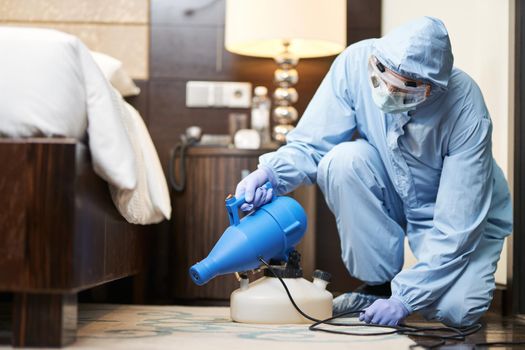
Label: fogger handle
xmin=226 ymin=182 xmax=273 ymax=226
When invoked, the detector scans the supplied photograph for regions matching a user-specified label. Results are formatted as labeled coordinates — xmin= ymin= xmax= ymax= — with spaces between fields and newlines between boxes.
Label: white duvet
xmin=0 ymin=26 xmax=171 ymax=224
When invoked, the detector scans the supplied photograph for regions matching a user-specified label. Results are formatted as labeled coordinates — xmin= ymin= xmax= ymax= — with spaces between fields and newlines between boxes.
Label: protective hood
xmin=372 ymin=16 xmax=453 ymax=90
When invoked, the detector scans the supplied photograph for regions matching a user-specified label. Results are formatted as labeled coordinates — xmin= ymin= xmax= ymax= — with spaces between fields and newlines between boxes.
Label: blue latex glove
xmin=359 ymin=298 xmax=409 ymax=326
xmin=235 ymin=167 xmax=275 ymax=211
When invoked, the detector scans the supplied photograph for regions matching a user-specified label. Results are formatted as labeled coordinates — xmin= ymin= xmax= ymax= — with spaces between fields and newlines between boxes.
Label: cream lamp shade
xmin=225 ymin=0 xmax=347 ymax=59
xmin=225 ymin=0 xmax=346 ymax=143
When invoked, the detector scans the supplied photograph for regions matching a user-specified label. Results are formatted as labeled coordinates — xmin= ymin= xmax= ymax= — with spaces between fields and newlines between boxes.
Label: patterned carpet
xmin=80 ymin=304 xmax=413 ymax=349
xmin=4 ymin=302 xmax=525 ymax=349
xmin=1 ymin=304 xmax=415 ymax=349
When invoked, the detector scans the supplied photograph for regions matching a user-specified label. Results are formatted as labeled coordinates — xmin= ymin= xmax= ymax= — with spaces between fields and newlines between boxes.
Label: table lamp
xmin=225 ymin=0 xmax=346 ymax=142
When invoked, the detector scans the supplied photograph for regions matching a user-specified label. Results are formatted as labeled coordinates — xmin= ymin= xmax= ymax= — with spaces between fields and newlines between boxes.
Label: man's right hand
xmin=235 ymin=168 xmax=274 ymax=211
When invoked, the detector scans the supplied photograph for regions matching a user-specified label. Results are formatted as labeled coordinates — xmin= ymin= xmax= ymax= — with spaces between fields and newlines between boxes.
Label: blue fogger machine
xmin=189 ymin=182 xmax=307 ymax=286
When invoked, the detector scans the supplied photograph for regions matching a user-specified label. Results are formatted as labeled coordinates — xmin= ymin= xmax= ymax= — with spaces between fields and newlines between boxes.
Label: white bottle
xmin=251 ymin=86 xmax=271 ymax=146
xmin=230 ymin=270 xmax=333 ymax=324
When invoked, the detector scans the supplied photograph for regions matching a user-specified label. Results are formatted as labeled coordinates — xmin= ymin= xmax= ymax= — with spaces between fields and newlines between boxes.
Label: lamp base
xmin=272 ymin=45 xmax=299 ymax=143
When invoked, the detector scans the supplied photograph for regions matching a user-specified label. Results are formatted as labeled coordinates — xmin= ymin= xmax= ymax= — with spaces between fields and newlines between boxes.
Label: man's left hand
xmin=359 ymin=298 xmax=409 ymax=326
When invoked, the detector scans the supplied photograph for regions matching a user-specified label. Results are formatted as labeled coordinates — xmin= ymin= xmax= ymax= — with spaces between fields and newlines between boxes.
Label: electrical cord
xmin=258 ymin=257 xmax=524 ymax=349
xmin=168 ymin=142 xmax=186 ymax=192
xmin=168 ymin=138 xmax=197 ymax=192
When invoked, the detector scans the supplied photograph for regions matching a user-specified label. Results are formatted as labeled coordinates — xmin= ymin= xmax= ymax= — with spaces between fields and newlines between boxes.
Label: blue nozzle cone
xmin=189 ymin=196 xmax=307 ymax=286
xmin=189 ymin=259 xmax=215 ymax=286
xmin=188 ymin=224 xmax=270 ymax=286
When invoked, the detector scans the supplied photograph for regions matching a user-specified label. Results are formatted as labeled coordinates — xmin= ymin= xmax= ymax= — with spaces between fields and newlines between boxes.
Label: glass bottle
xmin=251 ymin=86 xmax=271 ymax=147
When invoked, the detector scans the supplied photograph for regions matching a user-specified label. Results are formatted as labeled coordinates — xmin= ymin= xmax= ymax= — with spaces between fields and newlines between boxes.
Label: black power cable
xmin=258 ymin=257 xmax=525 ymax=349
xmin=168 ymin=138 xmax=198 ymax=192
xmin=168 ymin=142 xmax=187 ymax=192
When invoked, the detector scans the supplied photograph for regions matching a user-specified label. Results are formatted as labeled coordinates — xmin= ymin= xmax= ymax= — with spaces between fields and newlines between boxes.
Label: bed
xmin=0 ymin=138 xmax=149 ymax=347
xmin=0 ymin=27 xmax=171 ymax=347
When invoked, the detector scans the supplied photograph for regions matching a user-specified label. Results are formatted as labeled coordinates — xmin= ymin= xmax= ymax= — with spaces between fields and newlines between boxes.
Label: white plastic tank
xmin=230 ymin=270 xmax=333 ymax=324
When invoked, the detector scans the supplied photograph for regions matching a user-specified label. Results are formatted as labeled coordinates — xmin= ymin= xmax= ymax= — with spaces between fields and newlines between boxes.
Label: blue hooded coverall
xmin=258 ymin=17 xmax=512 ymax=327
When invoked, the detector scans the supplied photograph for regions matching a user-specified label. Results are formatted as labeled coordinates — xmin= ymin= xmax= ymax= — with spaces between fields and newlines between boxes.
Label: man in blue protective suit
xmin=234 ymin=16 xmax=513 ymax=328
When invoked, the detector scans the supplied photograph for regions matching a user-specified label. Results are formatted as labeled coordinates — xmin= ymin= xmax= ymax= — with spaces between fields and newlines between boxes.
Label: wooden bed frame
xmin=0 ymin=138 xmax=149 ymax=347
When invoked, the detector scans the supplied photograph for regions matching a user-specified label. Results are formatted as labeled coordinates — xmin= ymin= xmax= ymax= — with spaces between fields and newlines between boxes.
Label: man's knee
xmin=430 ymin=297 xmax=490 ymax=328
xmin=317 ymin=140 xmax=380 ymax=193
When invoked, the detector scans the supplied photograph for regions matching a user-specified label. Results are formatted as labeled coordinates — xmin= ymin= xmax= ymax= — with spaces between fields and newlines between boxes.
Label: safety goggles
xmin=368 ymin=55 xmax=430 ymax=106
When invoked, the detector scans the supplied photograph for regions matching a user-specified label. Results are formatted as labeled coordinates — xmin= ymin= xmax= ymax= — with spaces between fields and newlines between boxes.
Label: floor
xmin=405 ymin=312 xmax=525 ymax=349
xmin=1 ymin=304 xmax=524 ymax=349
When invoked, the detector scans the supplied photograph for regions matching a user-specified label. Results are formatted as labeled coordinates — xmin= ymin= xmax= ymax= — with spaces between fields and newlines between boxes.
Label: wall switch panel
xmin=186 ymin=81 xmax=252 ymax=108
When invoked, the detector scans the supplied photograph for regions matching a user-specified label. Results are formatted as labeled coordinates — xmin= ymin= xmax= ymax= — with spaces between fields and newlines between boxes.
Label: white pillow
xmin=90 ymin=51 xmax=141 ymax=97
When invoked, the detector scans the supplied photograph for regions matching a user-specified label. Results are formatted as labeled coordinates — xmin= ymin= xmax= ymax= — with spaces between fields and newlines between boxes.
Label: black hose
xmin=257 ymin=256 xmax=521 ymax=349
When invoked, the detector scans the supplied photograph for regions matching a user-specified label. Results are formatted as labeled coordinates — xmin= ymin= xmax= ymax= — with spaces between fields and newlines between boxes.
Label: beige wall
xmin=0 ymin=0 xmax=150 ymax=79
xmin=382 ymin=0 xmax=513 ymax=285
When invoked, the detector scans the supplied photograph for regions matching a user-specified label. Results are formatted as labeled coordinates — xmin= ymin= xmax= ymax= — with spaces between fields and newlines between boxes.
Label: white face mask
xmin=371 ymin=86 xmax=415 ymax=114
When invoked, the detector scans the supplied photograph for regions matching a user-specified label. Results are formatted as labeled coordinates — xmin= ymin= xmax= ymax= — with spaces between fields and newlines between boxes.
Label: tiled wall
xmin=0 ymin=0 xmax=149 ymax=79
